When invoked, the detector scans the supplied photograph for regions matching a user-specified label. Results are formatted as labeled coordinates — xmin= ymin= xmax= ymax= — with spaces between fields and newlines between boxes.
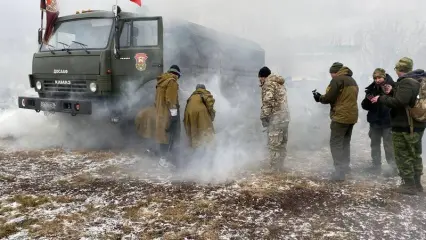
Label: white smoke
xmin=2 ymin=0 xmax=426 ymax=181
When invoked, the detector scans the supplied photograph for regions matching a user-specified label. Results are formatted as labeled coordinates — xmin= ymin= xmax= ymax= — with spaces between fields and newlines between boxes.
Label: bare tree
xmin=354 ymin=19 xmax=426 ymax=71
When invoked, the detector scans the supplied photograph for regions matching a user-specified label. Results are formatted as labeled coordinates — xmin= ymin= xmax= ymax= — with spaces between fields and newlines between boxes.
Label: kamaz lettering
xmin=54 ymin=80 xmax=71 ymax=84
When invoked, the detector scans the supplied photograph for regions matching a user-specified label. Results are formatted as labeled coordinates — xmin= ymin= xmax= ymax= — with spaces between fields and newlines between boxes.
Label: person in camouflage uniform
xmin=313 ymin=62 xmax=359 ymax=181
xmin=258 ymin=66 xmax=290 ymax=171
xmin=372 ymin=57 xmax=426 ymax=195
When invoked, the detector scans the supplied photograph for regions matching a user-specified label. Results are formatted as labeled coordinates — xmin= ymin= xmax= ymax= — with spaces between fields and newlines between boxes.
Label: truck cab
xmin=18 ymin=6 xmax=164 ymax=122
xmin=18 ymin=5 xmax=266 ymax=128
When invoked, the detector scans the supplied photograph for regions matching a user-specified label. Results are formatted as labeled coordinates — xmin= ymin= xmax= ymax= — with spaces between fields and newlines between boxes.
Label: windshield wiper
xmin=72 ymin=41 xmax=90 ymax=54
xmin=44 ymin=44 xmax=56 ymax=55
xmin=58 ymin=41 xmax=71 ymax=54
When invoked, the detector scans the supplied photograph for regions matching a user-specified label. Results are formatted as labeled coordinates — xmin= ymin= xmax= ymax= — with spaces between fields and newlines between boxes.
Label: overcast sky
xmin=1 ymin=0 xmax=426 ymax=86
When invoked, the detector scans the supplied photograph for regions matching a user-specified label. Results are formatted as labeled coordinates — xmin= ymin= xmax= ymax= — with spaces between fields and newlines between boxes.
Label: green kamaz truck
xmin=18 ymin=5 xmax=265 ymax=127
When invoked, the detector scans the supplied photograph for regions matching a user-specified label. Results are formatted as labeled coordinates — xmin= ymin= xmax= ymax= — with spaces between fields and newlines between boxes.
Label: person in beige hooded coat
xmin=154 ymin=65 xmax=181 ymax=166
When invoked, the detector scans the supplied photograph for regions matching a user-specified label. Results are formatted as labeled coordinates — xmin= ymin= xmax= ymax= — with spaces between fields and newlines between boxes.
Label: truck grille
xmin=43 ymin=80 xmax=87 ymax=92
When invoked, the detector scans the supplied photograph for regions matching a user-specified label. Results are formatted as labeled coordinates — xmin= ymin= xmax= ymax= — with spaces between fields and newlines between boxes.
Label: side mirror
xmin=38 ymin=28 xmax=43 ymax=45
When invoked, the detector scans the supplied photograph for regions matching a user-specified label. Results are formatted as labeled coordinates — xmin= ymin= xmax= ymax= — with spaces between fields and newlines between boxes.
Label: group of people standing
xmin=135 ymin=57 xmax=426 ymax=196
xmin=135 ymin=65 xmax=216 ymax=168
xmin=312 ymin=57 xmax=426 ymax=195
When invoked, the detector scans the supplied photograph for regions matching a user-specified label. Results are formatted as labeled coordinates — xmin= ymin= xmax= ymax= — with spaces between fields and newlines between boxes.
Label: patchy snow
xmin=1 ymin=143 xmax=426 ymax=239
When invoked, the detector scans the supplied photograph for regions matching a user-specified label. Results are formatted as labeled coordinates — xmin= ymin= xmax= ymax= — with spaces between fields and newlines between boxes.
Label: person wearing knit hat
xmin=257 ymin=66 xmax=290 ymax=172
xmin=373 ymin=68 xmax=386 ymax=79
xmin=258 ymin=66 xmax=272 ymax=87
xmin=313 ymin=63 xmax=359 ymax=181
xmin=167 ymin=64 xmax=181 ymax=78
xmin=361 ymin=68 xmax=396 ymax=176
xmin=394 ymin=57 xmax=413 ymax=74
xmin=372 ymin=57 xmax=426 ymax=194
xmin=329 ymin=62 xmax=343 ymax=76
xmin=195 ymin=83 xmax=206 ymax=90
xmin=183 ymin=83 xmax=216 ymax=150
xmin=154 ymin=64 xmax=182 ymax=169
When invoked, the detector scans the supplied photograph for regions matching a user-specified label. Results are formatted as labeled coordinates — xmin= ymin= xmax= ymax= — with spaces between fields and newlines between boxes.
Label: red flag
xmin=40 ymin=0 xmax=53 ymax=10
xmin=40 ymin=0 xmax=46 ymax=10
xmin=130 ymin=0 xmax=142 ymax=6
xmin=41 ymin=0 xmax=59 ymax=43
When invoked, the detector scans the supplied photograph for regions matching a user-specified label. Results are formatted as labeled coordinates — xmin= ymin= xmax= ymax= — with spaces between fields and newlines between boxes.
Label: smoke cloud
xmin=2 ymin=0 xmax=426 ymax=181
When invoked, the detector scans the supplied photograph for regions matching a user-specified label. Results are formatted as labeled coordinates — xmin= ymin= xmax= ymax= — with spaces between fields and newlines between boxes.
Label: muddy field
xmin=1 ymin=132 xmax=426 ymax=240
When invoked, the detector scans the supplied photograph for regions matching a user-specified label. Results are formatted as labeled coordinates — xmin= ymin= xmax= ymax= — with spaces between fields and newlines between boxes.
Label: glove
xmin=261 ymin=118 xmax=269 ymax=128
xmin=166 ymin=109 xmax=179 ymax=132
xmin=313 ymin=92 xmax=322 ymax=102
xmin=170 ymin=109 xmax=178 ymax=117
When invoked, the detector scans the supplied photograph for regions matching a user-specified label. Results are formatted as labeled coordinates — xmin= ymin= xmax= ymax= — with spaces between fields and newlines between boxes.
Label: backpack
xmin=406 ymin=77 xmax=426 ymax=134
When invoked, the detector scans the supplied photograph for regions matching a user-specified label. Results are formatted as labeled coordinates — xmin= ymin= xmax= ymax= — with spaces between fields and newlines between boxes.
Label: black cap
xmin=168 ymin=65 xmax=181 ymax=77
xmin=258 ymin=66 xmax=271 ymax=78
xmin=196 ymin=84 xmax=206 ymax=89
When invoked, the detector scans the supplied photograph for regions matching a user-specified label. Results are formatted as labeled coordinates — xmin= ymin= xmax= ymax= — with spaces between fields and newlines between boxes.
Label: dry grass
xmin=0 ymin=218 xmax=38 ymax=239
xmin=1 ymin=146 xmax=426 ymax=239
xmin=8 ymin=195 xmax=50 ymax=210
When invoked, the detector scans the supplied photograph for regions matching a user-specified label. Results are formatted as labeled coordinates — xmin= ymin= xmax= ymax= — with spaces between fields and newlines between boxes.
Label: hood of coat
xmin=193 ymin=88 xmax=211 ymax=96
xmin=335 ymin=66 xmax=353 ymax=77
xmin=400 ymin=69 xmax=426 ymax=82
xmin=265 ymin=73 xmax=285 ymax=85
xmin=156 ymin=72 xmax=178 ymax=88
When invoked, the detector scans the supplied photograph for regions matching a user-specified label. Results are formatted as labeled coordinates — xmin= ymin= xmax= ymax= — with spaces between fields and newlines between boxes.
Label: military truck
xmin=17 ymin=5 xmax=265 ymax=127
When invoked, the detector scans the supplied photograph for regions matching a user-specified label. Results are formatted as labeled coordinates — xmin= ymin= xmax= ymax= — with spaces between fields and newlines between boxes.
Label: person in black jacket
xmin=361 ymin=68 xmax=397 ymax=175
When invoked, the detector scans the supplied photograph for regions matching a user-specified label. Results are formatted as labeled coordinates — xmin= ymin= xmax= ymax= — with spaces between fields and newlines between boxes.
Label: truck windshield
xmin=40 ymin=18 xmax=113 ymax=52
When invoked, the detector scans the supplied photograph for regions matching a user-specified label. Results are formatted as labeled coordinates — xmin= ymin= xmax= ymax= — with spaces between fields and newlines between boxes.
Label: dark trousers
xmin=368 ymin=125 xmax=395 ymax=168
xmin=159 ymin=118 xmax=181 ymax=166
xmin=330 ymin=121 xmax=354 ymax=174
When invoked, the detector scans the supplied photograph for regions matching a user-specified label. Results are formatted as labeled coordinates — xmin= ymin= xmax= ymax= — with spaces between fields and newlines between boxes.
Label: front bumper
xmin=18 ymin=96 xmax=92 ymax=115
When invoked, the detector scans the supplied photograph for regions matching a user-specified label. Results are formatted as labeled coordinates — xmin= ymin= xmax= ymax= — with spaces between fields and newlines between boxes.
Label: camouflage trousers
xmin=267 ymin=121 xmax=289 ymax=171
xmin=392 ymin=131 xmax=424 ymax=179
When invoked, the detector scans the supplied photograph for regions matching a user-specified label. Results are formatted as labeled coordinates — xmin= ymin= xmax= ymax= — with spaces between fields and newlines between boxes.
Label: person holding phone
xmin=361 ymin=68 xmax=397 ymax=176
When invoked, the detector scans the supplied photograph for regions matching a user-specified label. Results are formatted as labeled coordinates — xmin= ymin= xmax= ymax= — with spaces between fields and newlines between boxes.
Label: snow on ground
xmin=1 ymin=139 xmax=426 ymax=240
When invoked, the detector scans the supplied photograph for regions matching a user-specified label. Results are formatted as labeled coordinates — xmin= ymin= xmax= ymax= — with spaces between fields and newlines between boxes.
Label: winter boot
xmin=367 ymin=165 xmax=382 ymax=175
xmin=414 ymin=174 xmax=423 ymax=192
xmin=383 ymin=167 xmax=398 ymax=178
xmin=396 ymin=178 xmax=417 ymax=195
xmin=331 ymin=171 xmax=345 ymax=181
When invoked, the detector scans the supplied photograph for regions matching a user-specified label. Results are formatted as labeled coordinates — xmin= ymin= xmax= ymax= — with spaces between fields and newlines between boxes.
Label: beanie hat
xmin=329 ymin=62 xmax=343 ymax=73
xmin=196 ymin=84 xmax=206 ymax=90
xmin=373 ymin=68 xmax=386 ymax=78
xmin=258 ymin=66 xmax=271 ymax=78
xmin=168 ymin=64 xmax=181 ymax=77
xmin=395 ymin=57 xmax=413 ymax=73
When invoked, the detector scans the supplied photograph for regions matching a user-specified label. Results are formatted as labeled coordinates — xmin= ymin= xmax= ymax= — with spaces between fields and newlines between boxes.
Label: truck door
xmin=112 ymin=17 xmax=164 ymax=89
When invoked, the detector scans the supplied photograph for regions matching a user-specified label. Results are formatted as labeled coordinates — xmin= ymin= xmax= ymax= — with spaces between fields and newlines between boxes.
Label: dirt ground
xmin=1 ymin=136 xmax=426 ymax=240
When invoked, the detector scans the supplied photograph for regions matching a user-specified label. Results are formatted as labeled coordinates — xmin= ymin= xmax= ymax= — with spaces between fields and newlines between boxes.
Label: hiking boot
xmin=367 ymin=165 xmax=382 ymax=175
xmin=158 ymin=156 xmax=176 ymax=169
xmin=414 ymin=174 xmax=423 ymax=192
xmin=331 ymin=171 xmax=345 ymax=181
xmin=383 ymin=167 xmax=398 ymax=178
xmin=396 ymin=178 xmax=417 ymax=195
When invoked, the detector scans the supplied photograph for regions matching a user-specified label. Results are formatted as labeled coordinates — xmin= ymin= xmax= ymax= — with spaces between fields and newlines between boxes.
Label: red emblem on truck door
xmin=134 ymin=53 xmax=148 ymax=71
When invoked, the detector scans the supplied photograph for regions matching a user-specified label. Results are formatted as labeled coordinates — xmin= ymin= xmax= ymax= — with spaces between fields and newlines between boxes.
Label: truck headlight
xmin=89 ymin=82 xmax=97 ymax=92
xmin=36 ymin=81 xmax=42 ymax=90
